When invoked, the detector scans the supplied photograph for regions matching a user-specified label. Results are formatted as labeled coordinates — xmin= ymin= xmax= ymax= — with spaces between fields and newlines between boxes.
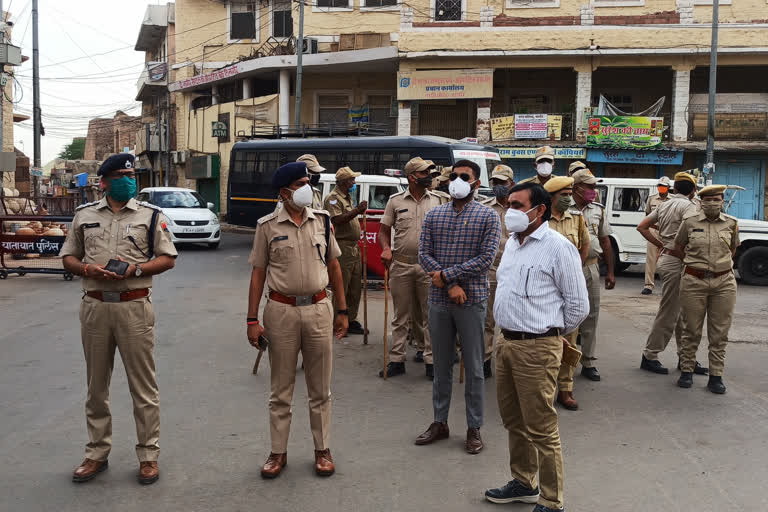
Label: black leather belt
xmin=502 ymin=328 xmax=560 ymax=341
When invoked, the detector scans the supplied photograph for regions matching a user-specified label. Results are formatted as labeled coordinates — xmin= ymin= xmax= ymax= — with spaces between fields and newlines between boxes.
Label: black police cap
xmin=272 ymin=162 xmax=308 ymax=189
xmin=98 ymin=153 xmax=135 ymax=176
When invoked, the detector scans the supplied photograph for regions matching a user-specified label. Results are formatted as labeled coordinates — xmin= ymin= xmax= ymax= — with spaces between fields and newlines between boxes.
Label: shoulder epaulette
xmin=257 ymin=211 xmax=278 ymax=225
xmin=724 ymin=213 xmax=738 ymax=221
xmin=682 ymin=209 xmax=700 ymax=220
xmin=312 ymin=208 xmax=330 ymax=217
xmin=137 ymin=201 xmax=163 ymax=212
xmin=391 ymin=190 xmax=406 ymax=198
xmin=75 ymin=200 xmax=99 ymax=211
xmin=480 ymin=196 xmax=495 ymax=205
xmin=592 ymin=201 xmax=605 ymax=209
xmin=568 ymin=209 xmax=582 ymax=216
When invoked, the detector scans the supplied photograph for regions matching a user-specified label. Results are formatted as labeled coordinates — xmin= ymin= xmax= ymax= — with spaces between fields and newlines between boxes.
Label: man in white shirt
xmin=485 ymin=182 xmax=589 ymax=512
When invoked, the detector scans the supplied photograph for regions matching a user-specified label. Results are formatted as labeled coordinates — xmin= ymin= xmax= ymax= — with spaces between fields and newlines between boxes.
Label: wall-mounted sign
xmin=514 ymin=114 xmax=548 ymax=139
xmin=170 ymin=63 xmax=243 ymax=92
xmin=586 ymin=148 xmax=683 ymax=165
xmin=587 ymin=116 xmax=664 ymax=148
xmin=349 ymin=105 xmax=369 ymax=125
xmin=490 ymin=116 xmax=515 ymax=141
xmin=147 ymin=62 xmax=168 ymax=82
xmin=397 ymin=69 xmax=493 ymax=101
xmin=212 ymin=121 xmax=228 ymax=139
xmin=498 ymin=147 xmax=586 ymax=159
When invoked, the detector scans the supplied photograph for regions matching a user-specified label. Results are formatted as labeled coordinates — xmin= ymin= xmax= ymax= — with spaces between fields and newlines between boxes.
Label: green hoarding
xmin=586 ymin=116 xmax=664 ymax=148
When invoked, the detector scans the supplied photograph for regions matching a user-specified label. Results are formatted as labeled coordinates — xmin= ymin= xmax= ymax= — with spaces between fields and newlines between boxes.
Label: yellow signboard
xmin=397 ymin=69 xmax=494 ymax=101
xmin=547 ymin=115 xmax=563 ymax=141
xmin=490 ymin=116 xmax=515 ymax=141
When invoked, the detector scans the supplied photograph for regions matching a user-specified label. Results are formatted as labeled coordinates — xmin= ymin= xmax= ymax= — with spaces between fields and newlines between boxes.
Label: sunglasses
xmin=449 ymin=172 xmax=473 ymax=182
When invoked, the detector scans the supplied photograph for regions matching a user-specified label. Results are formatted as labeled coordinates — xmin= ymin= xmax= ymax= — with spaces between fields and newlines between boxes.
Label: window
xmin=231 ymin=151 xmax=281 ymax=186
xmin=367 ymin=94 xmax=396 ymax=133
xmin=612 ymin=187 xmax=649 ymax=212
xmin=317 ymin=94 xmax=350 ymax=125
xmin=368 ymin=184 xmax=399 ymax=210
xmin=316 ymin=0 xmax=350 ymax=7
xmin=596 ymin=185 xmax=608 ymax=206
xmin=230 ymin=2 xmax=257 ymax=40
xmin=434 ymin=0 xmax=462 ymax=21
xmin=364 ymin=0 xmax=397 ymax=6
xmin=272 ymin=0 xmax=293 ymax=37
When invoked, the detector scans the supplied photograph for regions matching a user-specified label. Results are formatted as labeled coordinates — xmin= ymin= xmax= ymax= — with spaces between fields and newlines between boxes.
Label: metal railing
xmin=687 ymin=111 xmax=768 ymax=141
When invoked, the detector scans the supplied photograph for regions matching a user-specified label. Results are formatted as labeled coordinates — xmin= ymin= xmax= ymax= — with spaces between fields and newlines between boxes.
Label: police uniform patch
xmin=329 ymin=200 xmax=338 ymax=205
xmin=76 ymin=200 xmax=100 ymax=211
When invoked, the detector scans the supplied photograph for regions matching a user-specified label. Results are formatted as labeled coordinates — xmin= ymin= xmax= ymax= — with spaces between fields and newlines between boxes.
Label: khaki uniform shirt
xmin=644 ymin=193 xmax=669 ymax=215
xmin=674 ymin=211 xmax=739 ymax=273
xmin=380 ymin=189 xmax=442 ymax=260
xmin=249 ymin=206 xmax=342 ymax=296
xmin=324 ymin=187 xmax=360 ymax=243
xmin=519 ymin=175 xmax=544 ymax=185
xmin=480 ymin=196 xmax=510 ymax=269
xmin=581 ymin=202 xmax=612 ymax=262
xmin=60 ymin=197 xmax=177 ymax=292
xmin=646 ymin=193 xmax=698 ymax=250
xmin=548 ymin=208 xmax=590 ymax=254
xmin=432 ymin=190 xmax=451 ymax=204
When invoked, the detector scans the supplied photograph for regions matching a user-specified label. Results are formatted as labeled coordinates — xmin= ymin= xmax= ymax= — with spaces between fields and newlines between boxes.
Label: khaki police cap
xmin=698 ymin=184 xmax=727 ymax=197
xmin=336 ymin=166 xmax=361 ymax=181
xmin=567 ymin=160 xmax=587 ymax=176
xmin=657 ymin=176 xmax=671 ymax=187
xmin=535 ymin=146 xmax=555 ymax=162
xmin=297 ymin=154 xmax=325 ymax=173
xmin=425 ymin=160 xmax=441 ymax=177
xmin=673 ymin=171 xmax=697 ymax=185
xmin=491 ymin=164 xmax=515 ymax=183
xmin=543 ymin=176 xmax=574 ymax=194
xmin=436 ymin=166 xmax=452 ymax=183
xmin=404 ymin=157 xmax=436 ymax=175
xmin=571 ymin=169 xmax=600 ymax=185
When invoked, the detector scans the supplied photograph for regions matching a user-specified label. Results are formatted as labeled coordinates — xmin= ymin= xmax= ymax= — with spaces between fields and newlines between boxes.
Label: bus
xmin=227 ymin=135 xmax=501 ymax=227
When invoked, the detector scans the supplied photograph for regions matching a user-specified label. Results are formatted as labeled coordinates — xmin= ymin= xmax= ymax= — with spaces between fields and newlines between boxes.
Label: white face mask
xmin=536 ymin=161 xmax=554 ymax=177
xmin=449 ymin=178 xmax=473 ymax=199
xmin=505 ymin=206 xmax=537 ymax=233
xmin=290 ymin=184 xmax=314 ymax=209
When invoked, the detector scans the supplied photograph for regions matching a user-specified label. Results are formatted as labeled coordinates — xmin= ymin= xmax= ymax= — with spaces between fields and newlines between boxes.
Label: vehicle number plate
xmin=181 ymin=227 xmax=205 ymax=233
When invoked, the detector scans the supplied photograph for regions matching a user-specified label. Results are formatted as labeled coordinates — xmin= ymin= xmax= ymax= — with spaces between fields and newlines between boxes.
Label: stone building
xmin=83 ymin=111 xmax=142 ymax=161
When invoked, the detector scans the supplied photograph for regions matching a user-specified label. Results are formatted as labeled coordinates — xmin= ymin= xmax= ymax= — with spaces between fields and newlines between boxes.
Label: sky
xmin=10 ymin=0 xmax=151 ymax=165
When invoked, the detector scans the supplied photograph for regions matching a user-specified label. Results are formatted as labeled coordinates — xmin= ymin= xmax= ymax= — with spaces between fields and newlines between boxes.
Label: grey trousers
xmin=429 ymin=301 xmax=486 ymax=429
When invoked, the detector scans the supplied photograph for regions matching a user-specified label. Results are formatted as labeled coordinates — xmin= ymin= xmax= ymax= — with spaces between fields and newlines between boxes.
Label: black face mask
xmin=309 ymin=174 xmax=320 ymax=186
xmin=493 ymin=185 xmax=509 ymax=199
xmin=414 ymin=176 xmax=433 ymax=188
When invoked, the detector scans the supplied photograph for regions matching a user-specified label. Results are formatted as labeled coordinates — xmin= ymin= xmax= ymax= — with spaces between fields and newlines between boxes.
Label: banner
xmin=348 ymin=105 xmax=370 ymax=125
xmin=547 ymin=115 xmax=563 ymax=141
xmin=498 ymin=147 xmax=586 ymax=159
xmin=490 ymin=116 xmax=515 ymax=141
xmin=587 ymin=116 xmax=664 ymax=148
xmin=397 ymin=69 xmax=493 ymax=101
xmin=514 ymin=114 xmax=548 ymax=139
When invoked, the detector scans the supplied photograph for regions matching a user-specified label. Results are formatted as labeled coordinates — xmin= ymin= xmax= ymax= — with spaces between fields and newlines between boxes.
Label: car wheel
xmin=208 ymin=242 xmax=220 ymax=250
xmin=738 ymin=246 xmax=768 ymax=286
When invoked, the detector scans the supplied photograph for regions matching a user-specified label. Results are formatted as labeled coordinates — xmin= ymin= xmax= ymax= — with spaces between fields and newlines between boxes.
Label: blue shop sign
xmin=586 ymin=148 xmax=683 ymax=165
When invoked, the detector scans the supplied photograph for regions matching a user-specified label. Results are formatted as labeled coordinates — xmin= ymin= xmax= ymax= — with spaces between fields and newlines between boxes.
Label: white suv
xmin=595 ymin=178 xmax=768 ymax=286
xmin=137 ymin=187 xmax=221 ymax=249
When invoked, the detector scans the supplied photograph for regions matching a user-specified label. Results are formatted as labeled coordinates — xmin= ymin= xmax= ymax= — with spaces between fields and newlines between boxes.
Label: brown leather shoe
xmin=414 ymin=422 xmax=449 ymax=445
xmin=466 ymin=428 xmax=483 ymax=454
xmin=138 ymin=461 xmax=159 ymax=485
xmin=314 ymin=449 xmax=335 ymax=476
xmin=557 ymin=390 xmax=579 ymax=411
xmin=261 ymin=453 xmax=287 ymax=479
xmin=72 ymin=458 xmax=108 ymax=483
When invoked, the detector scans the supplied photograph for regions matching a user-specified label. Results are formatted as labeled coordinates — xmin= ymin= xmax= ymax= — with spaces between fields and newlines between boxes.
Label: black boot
xmin=678 ymin=359 xmax=709 ymax=375
xmin=413 ymin=351 xmax=424 ymax=363
xmin=347 ymin=321 xmax=368 ymax=335
xmin=677 ymin=372 xmax=693 ymax=388
xmin=379 ymin=362 xmax=405 ymax=378
xmin=707 ymin=376 xmax=726 ymax=394
xmin=641 ymin=355 xmax=669 ymax=374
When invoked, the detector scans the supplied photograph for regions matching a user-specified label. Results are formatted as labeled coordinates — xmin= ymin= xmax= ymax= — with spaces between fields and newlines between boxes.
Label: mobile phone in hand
xmin=104 ymin=259 xmax=130 ymax=276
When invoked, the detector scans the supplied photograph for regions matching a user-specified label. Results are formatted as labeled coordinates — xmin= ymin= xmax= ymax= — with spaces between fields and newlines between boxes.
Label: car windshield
xmin=150 ymin=190 xmax=206 ymax=208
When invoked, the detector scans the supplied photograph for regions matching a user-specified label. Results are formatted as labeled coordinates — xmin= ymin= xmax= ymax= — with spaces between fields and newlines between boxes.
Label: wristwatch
xmin=134 ymin=264 xmax=143 ymax=277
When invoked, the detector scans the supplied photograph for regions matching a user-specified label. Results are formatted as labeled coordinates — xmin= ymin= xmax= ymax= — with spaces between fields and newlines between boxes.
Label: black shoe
xmin=581 ymin=367 xmax=600 ymax=381
xmin=640 ymin=355 xmax=669 ymax=375
xmin=677 ymin=371 xmax=693 ymax=388
xmin=413 ymin=351 xmax=424 ymax=363
xmin=347 ymin=321 xmax=368 ymax=335
xmin=425 ymin=363 xmax=434 ymax=380
xmin=707 ymin=376 xmax=726 ymax=394
xmin=454 ymin=350 xmax=460 ymax=365
xmin=483 ymin=359 xmax=492 ymax=379
xmin=532 ymin=505 xmax=565 ymax=512
xmin=379 ymin=362 xmax=405 ymax=378
xmin=485 ymin=479 xmax=540 ymax=504
xmin=641 ymin=287 xmax=653 ymax=295
xmin=678 ymin=359 xmax=709 ymax=375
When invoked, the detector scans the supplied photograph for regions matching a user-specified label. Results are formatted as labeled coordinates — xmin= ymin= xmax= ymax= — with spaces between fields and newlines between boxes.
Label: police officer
xmin=61 ymin=153 xmax=177 ymax=485
xmin=571 ymin=169 xmax=616 ymax=381
xmin=379 ymin=157 xmax=442 ymax=378
xmin=544 ymin=176 xmax=590 ymax=411
xmin=296 ymin=154 xmax=326 ymax=209
xmin=519 ymin=146 xmax=556 ymax=186
xmin=247 ymin=162 xmax=348 ymax=478
xmin=433 ymin=167 xmax=452 ymax=203
xmin=324 ymin=167 xmax=367 ymax=335
xmin=641 ymin=176 xmax=672 ymax=295
xmin=567 ymin=160 xmax=588 ymax=177
xmin=674 ymin=185 xmax=738 ymax=394
xmin=480 ymin=164 xmax=514 ymax=379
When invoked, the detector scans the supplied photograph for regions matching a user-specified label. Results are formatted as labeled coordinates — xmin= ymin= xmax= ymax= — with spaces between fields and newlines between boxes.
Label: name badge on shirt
xmin=271 ymin=236 xmax=288 ymax=242
xmin=397 ymin=208 xmax=409 ymax=213
xmin=83 ymin=223 xmax=100 ymax=228
xmin=693 ymin=229 xmax=704 ymax=232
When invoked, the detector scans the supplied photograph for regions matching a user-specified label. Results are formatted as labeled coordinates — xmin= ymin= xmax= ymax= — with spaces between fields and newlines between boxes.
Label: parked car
xmin=595 ymin=178 xmax=768 ymax=285
xmin=137 ymin=187 xmax=221 ymax=249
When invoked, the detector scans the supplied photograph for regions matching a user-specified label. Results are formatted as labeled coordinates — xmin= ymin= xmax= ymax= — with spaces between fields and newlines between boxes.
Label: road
xmin=1 ymin=233 xmax=767 ymax=511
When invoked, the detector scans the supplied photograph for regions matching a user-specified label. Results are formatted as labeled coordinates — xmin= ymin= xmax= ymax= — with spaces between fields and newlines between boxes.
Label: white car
xmin=137 ymin=187 xmax=221 ymax=249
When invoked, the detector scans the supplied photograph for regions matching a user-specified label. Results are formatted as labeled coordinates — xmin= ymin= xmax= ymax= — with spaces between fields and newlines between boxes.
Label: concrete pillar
xmin=574 ymin=67 xmax=592 ymax=140
xmin=400 ymin=7 xmax=413 ymax=30
xmin=580 ymin=4 xmax=595 ymax=25
xmin=671 ymin=66 xmax=693 ymax=142
xmin=476 ymin=99 xmax=491 ymax=144
xmin=397 ymin=101 xmax=411 ymax=136
xmin=242 ymin=78 xmax=252 ymax=100
xmin=480 ymin=6 xmax=494 ymax=28
xmin=279 ymin=69 xmax=290 ymax=126
xmin=211 ymin=84 xmax=219 ymax=105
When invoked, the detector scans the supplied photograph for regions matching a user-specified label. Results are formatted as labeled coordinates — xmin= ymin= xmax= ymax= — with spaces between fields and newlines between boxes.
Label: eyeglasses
xmin=449 ymin=172 xmax=472 ymax=182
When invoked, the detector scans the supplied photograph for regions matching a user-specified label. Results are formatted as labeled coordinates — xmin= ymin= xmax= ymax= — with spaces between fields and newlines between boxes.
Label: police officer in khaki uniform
xmin=247 ymin=162 xmax=348 ymax=479
xmin=379 ymin=157 xmax=442 ymax=378
xmin=641 ymin=176 xmax=672 ymax=295
xmin=519 ymin=146 xmax=556 ymax=187
xmin=567 ymin=160 xmax=588 ymax=177
xmin=324 ymin=167 xmax=367 ymax=335
xmin=61 ymin=154 xmax=177 ymax=485
xmin=297 ymin=154 xmax=326 ymax=209
xmin=544 ymin=176 xmax=590 ymax=411
xmin=480 ymin=164 xmax=514 ymax=379
xmin=433 ymin=167 xmax=452 ymax=204
xmin=674 ymin=184 xmax=738 ymax=394
xmin=571 ymin=169 xmax=616 ymax=381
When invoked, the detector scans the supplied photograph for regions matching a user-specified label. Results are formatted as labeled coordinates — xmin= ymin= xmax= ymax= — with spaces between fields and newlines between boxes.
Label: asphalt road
xmin=1 ymin=233 xmax=767 ymax=512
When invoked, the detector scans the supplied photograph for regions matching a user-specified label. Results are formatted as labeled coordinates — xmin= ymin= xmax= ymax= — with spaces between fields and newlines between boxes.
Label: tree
xmin=58 ymin=138 xmax=86 ymax=160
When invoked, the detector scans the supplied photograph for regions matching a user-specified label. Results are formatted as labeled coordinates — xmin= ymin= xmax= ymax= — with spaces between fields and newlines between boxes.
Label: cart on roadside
xmin=0 ymin=214 xmax=75 ymax=280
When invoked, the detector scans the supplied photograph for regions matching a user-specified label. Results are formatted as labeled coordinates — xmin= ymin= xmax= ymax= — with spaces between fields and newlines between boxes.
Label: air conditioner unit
xmin=179 ymin=150 xmax=187 ymax=163
xmin=302 ymin=37 xmax=319 ymax=55
xmin=171 ymin=151 xmax=179 ymax=164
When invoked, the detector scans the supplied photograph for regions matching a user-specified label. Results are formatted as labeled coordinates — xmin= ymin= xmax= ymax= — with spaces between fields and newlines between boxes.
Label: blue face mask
xmin=349 ymin=184 xmax=357 ymax=194
xmin=108 ymin=176 xmax=137 ymax=202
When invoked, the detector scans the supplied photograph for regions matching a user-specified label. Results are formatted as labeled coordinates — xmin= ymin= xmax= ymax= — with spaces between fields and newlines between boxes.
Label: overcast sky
xmin=10 ymin=0 xmax=151 ymax=165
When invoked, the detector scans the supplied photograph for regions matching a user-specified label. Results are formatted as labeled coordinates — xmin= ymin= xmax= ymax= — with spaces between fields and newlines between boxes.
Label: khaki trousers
xmin=643 ymin=254 xmax=684 ymax=360
xmin=580 ymin=263 xmax=601 ymax=368
xmin=80 ymin=295 xmax=159 ymax=462
xmin=389 ymin=259 xmax=432 ymax=364
xmin=678 ymin=272 xmax=737 ymax=377
xmin=644 ymin=231 xmax=660 ymax=289
xmin=496 ymin=335 xmax=564 ymax=510
xmin=483 ymin=269 xmax=498 ymax=362
xmin=264 ymin=298 xmax=334 ymax=453
xmin=557 ymin=331 xmax=578 ymax=391
xmin=337 ymin=241 xmax=362 ymax=323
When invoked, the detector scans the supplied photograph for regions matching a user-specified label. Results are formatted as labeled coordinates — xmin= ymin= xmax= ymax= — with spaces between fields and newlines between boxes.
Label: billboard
xmin=397 ymin=69 xmax=493 ymax=101
xmin=587 ymin=116 xmax=664 ymax=148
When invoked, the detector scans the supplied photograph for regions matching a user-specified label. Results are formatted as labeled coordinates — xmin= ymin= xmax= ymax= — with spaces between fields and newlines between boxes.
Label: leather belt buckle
xmin=295 ymin=295 xmax=313 ymax=307
xmin=102 ymin=291 xmax=121 ymax=303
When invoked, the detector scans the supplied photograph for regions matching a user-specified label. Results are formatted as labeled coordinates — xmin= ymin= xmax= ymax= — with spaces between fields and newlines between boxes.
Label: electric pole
xmin=32 ymin=0 xmax=41 ymax=169
xmin=293 ymin=0 xmax=304 ymax=126
xmin=705 ymin=0 xmax=719 ymax=170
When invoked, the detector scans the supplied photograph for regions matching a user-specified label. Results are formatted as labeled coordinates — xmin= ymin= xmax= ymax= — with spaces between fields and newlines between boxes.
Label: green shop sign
xmin=587 ymin=116 xmax=664 ymax=148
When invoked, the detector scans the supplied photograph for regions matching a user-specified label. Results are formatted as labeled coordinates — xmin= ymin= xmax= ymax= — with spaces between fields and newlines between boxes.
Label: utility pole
xmin=0 ymin=0 xmax=5 ymax=158
xmin=32 ymin=0 xmax=41 ymax=168
xmin=293 ymin=0 xmax=304 ymax=126
xmin=705 ymin=0 xmax=719 ymax=171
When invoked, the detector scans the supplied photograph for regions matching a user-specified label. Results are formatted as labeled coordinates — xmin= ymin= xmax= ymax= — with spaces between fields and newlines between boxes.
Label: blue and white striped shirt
xmin=494 ymin=222 xmax=589 ymax=334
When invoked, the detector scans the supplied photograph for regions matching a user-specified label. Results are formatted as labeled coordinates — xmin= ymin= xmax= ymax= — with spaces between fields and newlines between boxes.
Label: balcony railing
xmin=135 ymin=62 xmax=168 ymax=101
